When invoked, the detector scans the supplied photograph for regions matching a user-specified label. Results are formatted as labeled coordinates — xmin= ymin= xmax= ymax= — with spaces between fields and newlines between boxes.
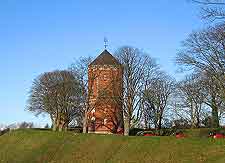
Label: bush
xmin=129 ymin=128 xmax=145 ymax=136
xmin=132 ymin=127 xmax=225 ymax=137
xmin=160 ymin=128 xmax=182 ymax=136
xmin=172 ymin=119 xmax=191 ymax=129
xmin=68 ymin=127 xmax=83 ymax=133
xmin=183 ymin=128 xmax=225 ymax=138
xmin=135 ymin=128 xmax=182 ymax=136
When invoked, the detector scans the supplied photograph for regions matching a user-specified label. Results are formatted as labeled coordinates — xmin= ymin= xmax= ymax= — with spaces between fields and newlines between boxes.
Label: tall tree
xmin=27 ymin=70 xmax=82 ymax=131
xmin=199 ymin=72 xmax=224 ymax=127
xmin=142 ymin=73 xmax=175 ymax=130
xmin=176 ymin=24 xmax=225 ymax=127
xmin=115 ymin=46 xmax=158 ymax=135
xmin=69 ymin=57 xmax=93 ymax=133
xmin=176 ymin=75 xmax=207 ymax=128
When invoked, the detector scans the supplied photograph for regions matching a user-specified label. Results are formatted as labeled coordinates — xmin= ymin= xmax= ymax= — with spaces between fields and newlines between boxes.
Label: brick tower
xmin=88 ymin=50 xmax=123 ymax=134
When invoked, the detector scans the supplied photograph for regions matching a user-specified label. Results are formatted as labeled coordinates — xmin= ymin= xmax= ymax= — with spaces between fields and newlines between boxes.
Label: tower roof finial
xmin=104 ymin=37 xmax=108 ymax=49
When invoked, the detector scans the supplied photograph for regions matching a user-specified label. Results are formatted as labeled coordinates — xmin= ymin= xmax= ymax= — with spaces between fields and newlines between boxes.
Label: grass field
xmin=0 ymin=129 xmax=225 ymax=163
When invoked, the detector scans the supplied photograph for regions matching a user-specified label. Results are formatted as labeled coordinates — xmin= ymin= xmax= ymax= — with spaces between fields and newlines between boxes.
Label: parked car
xmin=175 ymin=132 xmax=186 ymax=138
xmin=144 ymin=133 xmax=158 ymax=136
xmin=208 ymin=131 xmax=225 ymax=139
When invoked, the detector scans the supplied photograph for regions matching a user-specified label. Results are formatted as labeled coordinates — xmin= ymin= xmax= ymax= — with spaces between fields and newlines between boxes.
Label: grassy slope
xmin=0 ymin=129 xmax=225 ymax=163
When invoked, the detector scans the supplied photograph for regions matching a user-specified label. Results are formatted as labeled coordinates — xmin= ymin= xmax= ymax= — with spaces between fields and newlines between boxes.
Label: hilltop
xmin=0 ymin=129 xmax=225 ymax=162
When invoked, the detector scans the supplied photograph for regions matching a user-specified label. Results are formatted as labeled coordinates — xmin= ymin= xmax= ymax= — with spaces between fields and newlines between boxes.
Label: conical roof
xmin=89 ymin=50 xmax=121 ymax=66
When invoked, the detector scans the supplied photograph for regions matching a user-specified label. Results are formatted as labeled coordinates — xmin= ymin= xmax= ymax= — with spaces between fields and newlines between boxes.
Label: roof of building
xmin=89 ymin=50 xmax=121 ymax=66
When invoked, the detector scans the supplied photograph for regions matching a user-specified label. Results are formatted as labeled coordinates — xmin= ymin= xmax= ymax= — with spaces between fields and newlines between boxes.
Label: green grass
xmin=0 ymin=129 xmax=225 ymax=163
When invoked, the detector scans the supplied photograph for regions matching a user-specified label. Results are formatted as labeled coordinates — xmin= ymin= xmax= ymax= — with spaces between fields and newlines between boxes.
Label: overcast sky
xmin=0 ymin=0 xmax=205 ymax=126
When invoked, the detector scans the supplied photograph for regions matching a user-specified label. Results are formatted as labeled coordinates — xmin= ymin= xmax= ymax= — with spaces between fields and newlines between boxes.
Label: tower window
xmin=104 ymin=118 xmax=107 ymax=125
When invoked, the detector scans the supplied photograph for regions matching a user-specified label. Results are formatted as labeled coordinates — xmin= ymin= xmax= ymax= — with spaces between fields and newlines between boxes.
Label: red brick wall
xmin=88 ymin=65 xmax=123 ymax=134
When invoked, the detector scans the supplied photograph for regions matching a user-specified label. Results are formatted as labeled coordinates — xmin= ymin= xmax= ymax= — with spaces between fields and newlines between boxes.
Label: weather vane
xmin=104 ymin=37 xmax=108 ymax=49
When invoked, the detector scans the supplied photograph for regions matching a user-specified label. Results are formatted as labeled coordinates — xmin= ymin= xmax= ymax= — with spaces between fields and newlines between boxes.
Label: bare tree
xmin=142 ymin=73 xmax=175 ymax=130
xmin=199 ymin=72 xmax=224 ymax=127
xmin=27 ymin=70 xmax=83 ymax=131
xmin=176 ymin=74 xmax=207 ymax=128
xmin=115 ymin=46 xmax=158 ymax=135
xmin=190 ymin=0 xmax=225 ymax=22
xmin=69 ymin=57 xmax=93 ymax=133
xmin=176 ymin=24 xmax=225 ymax=127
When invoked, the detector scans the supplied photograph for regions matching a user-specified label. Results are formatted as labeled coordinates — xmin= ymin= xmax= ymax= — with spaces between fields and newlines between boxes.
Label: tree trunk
xmin=64 ymin=124 xmax=68 ymax=132
xmin=52 ymin=118 xmax=59 ymax=131
xmin=124 ymin=117 xmax=130 ymax=136
xmin=196 ymin=104 xmax=201 ymax=128
xmin=211 ymin=98 xmax=219 ymax=128
xmin=83 ymin=109 xmax=88 ymax=133
xmin=62 ymin=121 xmax=68 ymax=132
xmin=190 ymin=100 xmax=196 ymax=128
xmin=144 ymin=118 xmax=148 ymax=129
xmin=52 ymin=121 xmax=57 ymax=131
xmin=58 ymin=115 xmax=64 ymax=132
xmin=158 ymin=117 xmax=162 ymax=130
xmin=58 ymin=125 xmax=63 ymax=132
xmin=58 ymin=119 xmax=64 ymax=132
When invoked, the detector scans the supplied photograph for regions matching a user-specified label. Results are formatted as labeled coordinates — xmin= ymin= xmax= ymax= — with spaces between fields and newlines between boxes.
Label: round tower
xmin=88 ymin=50 xmax=123 ymax=134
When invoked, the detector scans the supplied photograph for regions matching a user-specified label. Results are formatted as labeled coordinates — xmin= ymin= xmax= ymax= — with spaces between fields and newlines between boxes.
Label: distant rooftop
xmin=89 ymin=50 xmax=121 ymax=66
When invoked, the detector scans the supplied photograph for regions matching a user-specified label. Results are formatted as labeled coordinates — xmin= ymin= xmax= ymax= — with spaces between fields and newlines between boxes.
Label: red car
xmin=175 ymin=133 xmax=186 ymax=138
xmin=208 ymin=132 xmax=225 ymax=139
xmin=144 ymin=133 xmax=158 ymax=136
xmin=213 ymin=133 xmax=225 ymax=139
